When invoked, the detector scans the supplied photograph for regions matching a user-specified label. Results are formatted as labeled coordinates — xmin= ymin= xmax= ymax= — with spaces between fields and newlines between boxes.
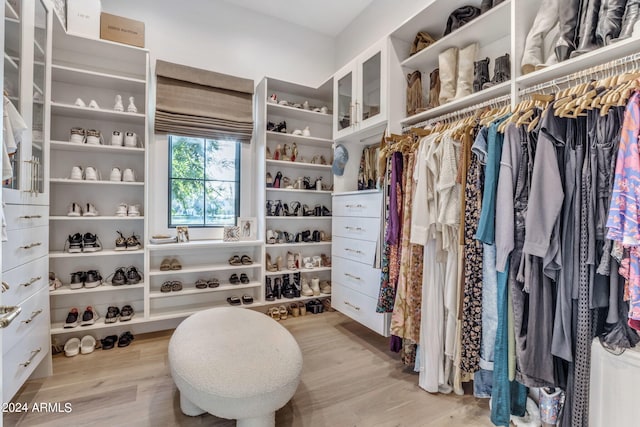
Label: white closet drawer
xmin=331 ymin=236 xmax=377 ymax=266
xmin=3 ymin=256 xmax=48 ymax=307
xmin=332 ymin=192 xmax=382 ymax=218
xmin=4 ymin=204 xmax=49 ymax=230
xmin=3 ymin=288 xmax=50 ymax=354
xmin=332 ymin=257 xmax=381 ymax=299
xmin=332 ymin=216 xmax=381 ymax=242
xmin=332 ymin=284 xmax=389 ymax=336
xmin=2 ymin=226 xmax=49 ymax=272
xmin=3 ymin=321 xmax=50 ymax=401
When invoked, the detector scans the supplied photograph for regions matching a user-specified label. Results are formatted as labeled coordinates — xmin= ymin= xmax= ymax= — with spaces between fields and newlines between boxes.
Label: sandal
xmin=101 ymin=334 xmax=118 ymax=350
xmin=269 ymin=307 xmax=280 ymax=320
xmin=228 ymin=255 xmax=242 ymax=265
xmin=290 ymin=302 xmax=300 ymax=317
xmin=172 ymin=281 xmax=183 ymax=291
xmin=321 ymin=254 xmax=331 ymax=267
xmin=242 ymin=294 xmax=254 ymax=304
xmin=227 ymin=296 xmax=241 ymax=306
xmin=240 ymin=255 xmax=253 ymax=265
xmin=279 ymin=305 xmax=288 ymax=320
xmin=195 ymin=279 xmax=208 ymax=289
xmin=240 ymin=273 xmax=250 ymax=284
xmin=229 ymin=273 xmax=240 ymax=284
xmin=117 ymin=331 xmax=134 ymax=348
xmin=170 ymin=258 xmax=182 ymax=270
xmin=160 ymin=281 xmax=173 ymax=293
xmin=208 ymin=278 xmax=220 ymax=288
xmin=160 ymin=258 xmax=171 ymax=271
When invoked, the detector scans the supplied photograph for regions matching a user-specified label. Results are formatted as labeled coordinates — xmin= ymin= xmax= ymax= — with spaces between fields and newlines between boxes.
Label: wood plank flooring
xmin=7 ymin=311 xmax=492 ymax=426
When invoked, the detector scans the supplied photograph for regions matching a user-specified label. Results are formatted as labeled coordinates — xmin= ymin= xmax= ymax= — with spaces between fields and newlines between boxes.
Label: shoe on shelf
xmin=242 ymin=294 xmax=254 ymax=304
xmin=208 ymin=278 xmax=220 ymax=288
xmin=86 ymin=129 xmax=102 ymax=145
xmin=240 ymin=273 xmax=250 ymax=284
xmin=126 ymin=234 xmax=141 ymax=251
xmin=66 ymin=233 xmax=83 ymax=253
xmin=80 ymin=335 xmax=96 ymax=354
xmin=127 ymin=204 xmax=141 ymax=217
xmin=268 ymin=93 xmax=277 ymax=103
xmin=70 ymin=127 xmax=86 ymax=144
xmin=64 ymin=337 xmax=81 ymax=357
xmin=80 ymin=306 xmax=99 ymax=326
xmin=122 ymin=168 xmax=135 ymax=182
xmin=229 ymin=273 xmax=240 ymax=284
xmin=266 ymin=121 xmax=276 ymax=131
xmin=83 ymin=203 xmax=99 ymax=217
xmin=302 ymin=126 xmax=311 ymax=137
xmin=105 ymin=306 xmax=120 ymax=323
xmin=101 ymin=335 xmax=118 ymax=350
xmin=127 ymin=97 xmax=137 ymax=113
xmin=111 ymin=130 xmax=123 ymax=146
xmin=82 ymin=233 xmax=102 ymax=252
xmin=266 ymin=172 xmax=274 ymax=188
xmin=124 ymin=132 xmax=138 ymax=147
xmin=120 ymin=305 xmax=135 ymax=321
xmin=194 ymin=279 xmax=207 ymax=290
xmin=84 ymin=270 xmax=103 ymax=288
xmin=126 ymin=266 xmax=142 ymax=284
xmin=67 ymin=202 xmax=83 ymax=217
xmin=113 ymin=95 xmax=124 ymax=112
xmin=311 ymin=277 xmax=321 ymax=296
xmin=160 ymin=258 xmax=171 ymax=271
xmin=70 ymin=271 xmax=85 ymax=290
xmin=275 ymin=121 xmax=287 ymax=133
xmin=70 ymin=166 xmax=83 ymax=180
xmin=115 ymin=231 xmax=127 ymax=251
xmin=49 ymin=272 xmax=63 ymax=291
xmin=111 ymin=267 xmax=127 ymax=286
xmin=84 ymin=166 xmax=99 ymax=181
xmin=301 ymin=277 xmax=314 ymax=296
xmin=74 ymin=98 xmax=86 ymax=108
xmin=117 ymin=331 xmax=134 ymax=347
xmin=292 ymin=129 xmax=302 ymax=136
xmin=88 ymin=99 xmax=100 ymax=109
xmin=63 ymin=308 xmax=80 ymax=328
xmin=110 ymin=167 xmax=122 ymax=182
xmin=115 ymin=203 xmax=128 ymax=217
xmin=170 ymin=258 xmax=181 ymax=270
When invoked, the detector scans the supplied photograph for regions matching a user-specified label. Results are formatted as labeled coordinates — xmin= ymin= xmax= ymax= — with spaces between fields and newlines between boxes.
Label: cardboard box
xmin=100 ymin=13 xmax=145 ymax=48
xmin=67 ymin=0 xmax=101 ymax=39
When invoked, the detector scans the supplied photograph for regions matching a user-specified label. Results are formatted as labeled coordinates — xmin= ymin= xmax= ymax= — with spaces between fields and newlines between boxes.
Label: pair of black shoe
xmin=266 ymin=274 xmax=301 ymax=301
xmin=295 ymin=230 xmax=322 ymax=243
xmin=303 ymin=205 xmax=331 ymax=217
xmin=110 ymin=266 xmax=142 ymax=286
xmin=267 ymin=121 xmax=287 ymax=133
xmin=306 ymin=299 xmax=325 ymax=314
xmin=101 ymin=331 xmax=134 ymax=349
xmin=230 ymin=273 xmax=250 ymax=284
xmin=70 ymin=270 xmax=103 ymax=289
xmin=66 ymin=232 xmax=101 ymax=253
xmin=105 ymin=304 xmax=135 ymax=323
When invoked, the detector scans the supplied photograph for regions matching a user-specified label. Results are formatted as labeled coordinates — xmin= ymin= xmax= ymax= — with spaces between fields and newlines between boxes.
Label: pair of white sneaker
xmin=116 ymin=203 xmax=141 ymax=217
xmin=110 ymin=167 xmax=136 ymax=182
xmin=64 ymin=335 xmax=96 ymax=357
xmin=70 ymin=166 xmax=99 ymax=181
xmin=74 ymin=98 xmax=100 ymax=109
xmin=68 ymin=202 xmax=98 ymax=217
xmin=113 ymin=95 xmax=138 ymax=113
xmin=69 ymin=127 xmax=102 ymax=145
xmin=292 ymin=126 xmax=311 ymax=137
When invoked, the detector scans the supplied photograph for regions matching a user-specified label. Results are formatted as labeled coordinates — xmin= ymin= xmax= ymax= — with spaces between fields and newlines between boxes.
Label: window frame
xmin=167 ymin=135 xmax=241 ymax=229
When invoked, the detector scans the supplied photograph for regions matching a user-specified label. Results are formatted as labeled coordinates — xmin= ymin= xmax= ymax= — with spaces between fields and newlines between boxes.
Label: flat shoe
xmin=117 ymin=331 xmax=134 ymax=348
xmin=227 ymin=296 xmax=241 ymax=306
xmin=240 ymin=255 xmax=253 ymax=265
xmin=229 ymin=273 xmax=240 ymax=284
xmin=242 ymin=294 xmax=254 ymax=304
xmin=160 ymin=281 xmax=172 ymax=292
xmin=279 ymin=305 xmax=288 ymax=320
xmin=171 ymin=281 xmax=183 ymax=291
xmin=228 ymin=255 xmax=242 ymax=265
xmin=195 ymin=279 xmax=208 ymax=289
xmin=240 ymin=273 xmax=250 ymax=284
xmin=160 ymin=259 xmax=171 ymax=271
xmin=170 ymin=258 xmax=182 ymax=270
xmin=268 ymin=307 xmax=280 ymax=320
xmin=208 ymin=278 xmax=220 ymax=288
xmin=101 ymin=335 xmax=118 ymax=350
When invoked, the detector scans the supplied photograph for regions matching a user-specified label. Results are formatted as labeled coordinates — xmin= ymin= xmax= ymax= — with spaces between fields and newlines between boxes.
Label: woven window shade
xmin=155 ymin=60 xmax=254 ymax=142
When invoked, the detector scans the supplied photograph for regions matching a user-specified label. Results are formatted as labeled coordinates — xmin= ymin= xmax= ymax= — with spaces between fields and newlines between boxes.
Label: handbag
xmin=410 ymin=31 xmax=436 ymax=56
xmin=444 ymin=6 xmax=481 ymax=36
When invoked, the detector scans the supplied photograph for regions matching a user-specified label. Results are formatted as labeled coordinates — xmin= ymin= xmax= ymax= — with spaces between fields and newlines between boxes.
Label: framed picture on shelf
xmin=223 ymin=226 xmax=241 ymax=242
xmin=176 ymin=226 xmax=190 ymax=243
xmin=238 ymin=217 xmax=257 ymax=241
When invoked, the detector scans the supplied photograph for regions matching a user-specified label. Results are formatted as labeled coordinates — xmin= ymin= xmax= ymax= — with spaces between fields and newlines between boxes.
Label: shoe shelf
xmin=147 ymin=239 xmax=264 ymax=251
xmin=49 ymin=282 xmax=145 ymax=296
xmin=266 ymin=216 xmax=332 ymax=220
xmin=400 ymin=81 xmax=511 ymax=127
xmin=49 ymin=216 xmax=144 ymax=221
xmin=265 ymin=266 xmax=332 ymax=276
xmin=49 ymin=249 xmax=145 ymax=259
xmin=266 ymin=159 xmax=331 ymax=171
xmin=266 ymin=242 xmax=332 ymax=248
xmin=50 ymin=102 xmax=146 ymax=124
xmin=49 ymin=178 xmax=145 ymax=186
xmin=50 ymin=316 xmax=145 ymax=335
xmin=267 ymin=103 xmax=332 ymax=124
xmin=149 ymin=281 xmax=262 ymax=299
xmin=148 ymin=263 xmax=261 ymax=277
xmin=266 ymin=188 xmax=332 ymax=194
xmin=50 ymin=140 xmax=145 ymax=154
xmin=264 ymin=294 xmax=330 ymax=306
xmin=5 ymin=0 xmax=19 ymax=21
xmin=265 ymin=131 xmax=333 ymax=146
xmin=52 ymin=63 xmax=146 ymax=92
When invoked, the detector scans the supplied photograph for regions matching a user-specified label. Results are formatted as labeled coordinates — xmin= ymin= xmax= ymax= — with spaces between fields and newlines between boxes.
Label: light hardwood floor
xmin=7 ymin=311 xmax=492 ymax=426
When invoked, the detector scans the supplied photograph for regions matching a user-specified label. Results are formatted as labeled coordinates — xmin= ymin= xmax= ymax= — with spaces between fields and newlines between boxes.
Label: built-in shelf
xmin=49 ymin=249 xmax=145 ymax=259
xmin=50 ymin=140 xmax=145 ymax=153
xmin=50 ymin=283 xmax=145 ymax=296
xmin=149 ymin=281 xmax=261 ymax=299
xmin=52 ymin=64 xmax=146 ymax=92
xmin=265 ymin=266 xmax=332 ymax=276
xmin=265 ymin=130 xmax=333 ymax=146
xmin=51 ymin=316 xmax=145 ymax=335
xmin=266 ymin=216 xmax=332 ymax=220
xmin=267 ymin=102 xmax=332 ymax=124
xmin=49 ymin=216 xmax=144 ymax=221
xmin=147 ymin=239 xmax=263 ymax=251
xmin=5 ymin=0 xmax=19 ymax=21
xmin=266 ymin=159 xmax=331 ymax=170
xmin=266 ymin=242 xmax=332 ymax=248
xmin=49 ymin=178 xmax=144 ymax=186
xmin=332 ymin=189 xmax=381 ymax=196
xmin=148 ymin=262 xmax=260 ymax=277
xmin=50 ymin=102 xmax=146 ymax=124
xmin=266 ymin=188 xmax=332 ymax=194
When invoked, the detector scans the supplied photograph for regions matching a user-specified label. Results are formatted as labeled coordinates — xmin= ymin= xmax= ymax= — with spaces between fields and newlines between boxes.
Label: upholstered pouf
xmin=168 ymin=307 xmax=303 ymax=427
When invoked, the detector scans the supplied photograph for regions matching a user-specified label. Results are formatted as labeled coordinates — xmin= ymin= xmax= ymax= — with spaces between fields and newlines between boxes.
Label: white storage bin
xmin=66 ymin=0 xmax=101 ymax=39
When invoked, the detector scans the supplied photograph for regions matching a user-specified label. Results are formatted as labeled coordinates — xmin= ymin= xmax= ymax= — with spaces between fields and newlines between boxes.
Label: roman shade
xmin=155 ymin=60 xmax=254 ymax=142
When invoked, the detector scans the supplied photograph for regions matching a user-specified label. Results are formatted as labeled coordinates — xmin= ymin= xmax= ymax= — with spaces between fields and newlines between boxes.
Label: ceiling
xmin=220 ymin=0 xmax=375 ymax=36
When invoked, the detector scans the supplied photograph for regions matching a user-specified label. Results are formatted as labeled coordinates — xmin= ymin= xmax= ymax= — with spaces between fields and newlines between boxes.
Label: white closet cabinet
xmin=2 ymin=0 xmax=53 ymax=402
xmin=333 ymin=38 xmax=388 ymax=141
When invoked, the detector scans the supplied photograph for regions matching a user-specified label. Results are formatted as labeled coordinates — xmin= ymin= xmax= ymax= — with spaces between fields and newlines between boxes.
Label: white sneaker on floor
xmin=88 ymin=99 xmax=100 ymax=109
xmin=127 ymin=96 xmax=137 ymax=113
xmin=67 ymin=202 xmax=83 ymax=216
xmin=127 ymin=204 xmax=141 ymax=216
xmin=110 ymin=167 xmax=122 ymax=182
xmin=122 ymin=168 xmax=135 ymax=182
xmin=70 ymin=166 xmax=83 ymax=180
xmin=113 ymin=94 xmax=124 ymax=112
xmin=115 ymin=203 xmax=128 ymax=217
xmin=83 ymin=203 xmax=98 ymax=217
xmin=64 ymin=337 xmax=80 ymax=357
xmin=74 ymin=98 xmax=86 ymax=108
xmin=84 ymin=166 xmax=98 ymax=181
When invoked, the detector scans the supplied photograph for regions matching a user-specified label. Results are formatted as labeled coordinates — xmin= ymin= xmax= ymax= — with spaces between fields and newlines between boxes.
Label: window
xmin=168 ymin=135 xmax=240 ymax=227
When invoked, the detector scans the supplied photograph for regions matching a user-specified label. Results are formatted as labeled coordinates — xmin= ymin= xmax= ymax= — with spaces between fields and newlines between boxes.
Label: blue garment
xmin=480 ymin=243 xmax=498 ymax=370
xmin=474 ymin=368 xmax=494 ymax=398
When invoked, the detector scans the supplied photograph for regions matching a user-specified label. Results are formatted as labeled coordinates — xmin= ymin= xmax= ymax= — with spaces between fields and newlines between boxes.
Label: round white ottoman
xmin=169 ymin=307 xmax=302 ymax=427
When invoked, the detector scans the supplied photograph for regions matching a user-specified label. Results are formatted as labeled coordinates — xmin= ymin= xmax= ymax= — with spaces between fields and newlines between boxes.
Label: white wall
xmin=334 ymin=0 xmax=435 ymax=69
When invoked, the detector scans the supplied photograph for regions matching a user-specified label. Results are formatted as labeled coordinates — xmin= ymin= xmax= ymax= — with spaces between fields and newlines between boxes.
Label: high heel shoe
xmin=282 ymin=144 xmax=291 ymax=161
xmin=273 ymin=171 xmax=282 ymax=188
xmin=322 ymin=205 xmax=332 ymax=216
xmin=274 ymin=144 xmax=282 ymax=160
xmin=266 ymin=121 xmax=276 ymax=131
xmin=287 ymin=251 xmax=296 ymax=270
xmin=275 ymin=121 xmax=287 ymax=133
xmin=283 ymin=203 xmax=291 ymax=216
xmin=295 ymin=253 xmax=302 ymax=270
xmin=321 ymin=254 xmax=331 ymax=267
xmin=266 ymin=200 xmax=274 ymax=216
xmin=319 ymin=231 xmax=331 ymax=242
xmin=303 ymin=176 xmax=312 ymax=190
xmin=312 ymin=230 xmax=320 ymax=242
xmin=290 ymin=201 xmax=301 ymax=216
xmin=266 ymin=229 xmax=277 ymax=244
xmin=314 ymin=205 xmax=322 ymax=216
xmin=266 ymin=172 xmax=274 ymax=188
xmin=274 ymin=200 xmax=284 ymax=216
xmin=291 ymin=143 xmax=298 ymax=162
xmin=302 ymin=204 xmax=314 ymax=216
xmin=266 ymin=253 xmax=278 ymax=272
xmin=301 ymin=230 xmax=312 ymax=242
xmin=293 ymin=177 xmax=303 ymax=189
xmin=276 ymin=256 xmax=283 ymax=271
xmin=266 ymin=147 xmax=273 ymax=159
xmin=282 ymin=176 xmax=292 ymax=189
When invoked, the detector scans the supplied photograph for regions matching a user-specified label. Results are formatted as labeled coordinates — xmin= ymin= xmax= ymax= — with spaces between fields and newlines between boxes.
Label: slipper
xmin=228 ymin=255 xmax=242 ymax=265
xmin=64 ymin=337 xmax=81 ymax=357
xmin=268 ymin=307 xmax=280 ymax=320
xmin=171 ymin=281 xmax=183 ymax=291
xmin=240 ymin=273 xmax=250 ymax=284
xmin=229 ymin=273 xmax=240 ymax=284
xmin=160 ymin=281 xmax=172 ymax=292
xmin=170 ymin=258 xmax=182 ymax=270
xmin=240 ymin=255 xmax=253 ymax=265
xmin=242 ymin=294 xmax=254 ymax=304
xmin=195 ymin=279 xmax=208 ymax=289
xmin=208 ymin=278 xmax=220 ymax=288
xmin=101 ymin=334 xmax=118 ymax=350
xmin=117 ymin=331 xmax=134 ymax=348
xmin=160 ymin=258 xmax=171 ymax=271
xmin=279 ymin=305 xmax=288 ymax=320
xmin=227 ymin=296 xmax=241 ymax=306
xmin=80 ymin=335 xmax=96 ymax=354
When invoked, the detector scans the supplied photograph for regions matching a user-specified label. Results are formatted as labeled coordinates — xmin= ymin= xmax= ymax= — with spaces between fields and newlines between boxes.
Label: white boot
xmin=521 ymin=0 xmax=561 ymax=74
xmin=454 ymin=43 xmax=477 ymax=99
xmin=438 ymin=47 xmax=458 ymax=105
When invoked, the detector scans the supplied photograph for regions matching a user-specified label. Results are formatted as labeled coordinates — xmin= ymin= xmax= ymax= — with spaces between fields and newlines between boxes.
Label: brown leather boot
xmin=428 ymin=68 xmax=440 ymax=109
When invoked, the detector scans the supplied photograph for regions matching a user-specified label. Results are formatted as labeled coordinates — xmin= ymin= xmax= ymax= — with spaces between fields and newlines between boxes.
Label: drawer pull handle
xmin=344 ymin=273 xmax=362 ymax=281
xmin=19 ymin=215 xmax=42 ymax=219
xmin=0 ymin=305 xmax=22 ymax=328
xmin=344 ymin=301 xmax=361 ymax=311
xmin=1 ymin=282 xmax=9 ymax=293
xmin=21 ymin=309 xmax=43 ymax=324
xmin=20 ymin=242 xmax=42 ymax=250
xmin=344 ymin=248 xmax=364 ymax=255
xmin=345 ymin=204 xmax=365 ymax=208
xmin=344 ymin=226 xmax=364 ymax=231
xmin=20 ymin=276 xmax=42 ymax=287
xmin=19 ymin=347 xmax=42 ymax=367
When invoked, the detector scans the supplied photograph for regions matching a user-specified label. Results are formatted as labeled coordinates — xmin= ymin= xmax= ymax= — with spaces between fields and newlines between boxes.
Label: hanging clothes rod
xmin=519 ymin=52 xmax=640 ymax=97
xmin=402 ymin=93 xmax=511 ymax=131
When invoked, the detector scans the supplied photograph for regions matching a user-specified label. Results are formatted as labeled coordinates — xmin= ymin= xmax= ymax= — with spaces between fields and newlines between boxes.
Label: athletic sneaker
xmin=127 ymin=204 xmax=141 ymax=216
xmin=126 ymin=266 xmax=142 ymax=284
xmin=88 ymin=99 xmax=100 ymax=109
xmin=115 ymin=231 xmax=127 ymax=251
xmin=67 ymin=202 xmax=83 ymax=217
xmin=124 ymin=132 xmax=138 ymax=147
xmin=70 ymin=166 xmax=83 ymax=180
xmin=80 ymin=306 xmax=99 ymax=326
xmin=63 ymin=308 xmax=80 ymax=328
xmin=84 ymin=270 xmax=102 ymax=288
xmin=85 ymin=129 xmax=102 ymax=145
xmin=83 ymin=203 xmax=98 ymax=217
xmin=84 ymin=166 xmax=98 ymax=181
xmin=69 ymin=127 xmax=85 ymax=144
xmin=49 ymin=272 xmax=63 ymax=291
xmin=66 ymin=233 xmax=83 ymax=253
xmin=109 ymin=167 xmax=122 ymax=182
xmin=126 ymin=234 xmax=141 ymax=251
xmin=82 ymin=233 xmax=102 ymax=252
xmin=122 ymin=168 xmax=135 ymax=182
xmin=74 ymin=98 xmax=86 ymax=107
xmin=111 ymin=267 xmax=127 ymax=286
xmin=115 ymin=203 xmax=128 ymax=217
xmin=70 ymin=271 xmax=85 ymax=289
xmin=105 ymin=306 xmax=120 ymax=323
